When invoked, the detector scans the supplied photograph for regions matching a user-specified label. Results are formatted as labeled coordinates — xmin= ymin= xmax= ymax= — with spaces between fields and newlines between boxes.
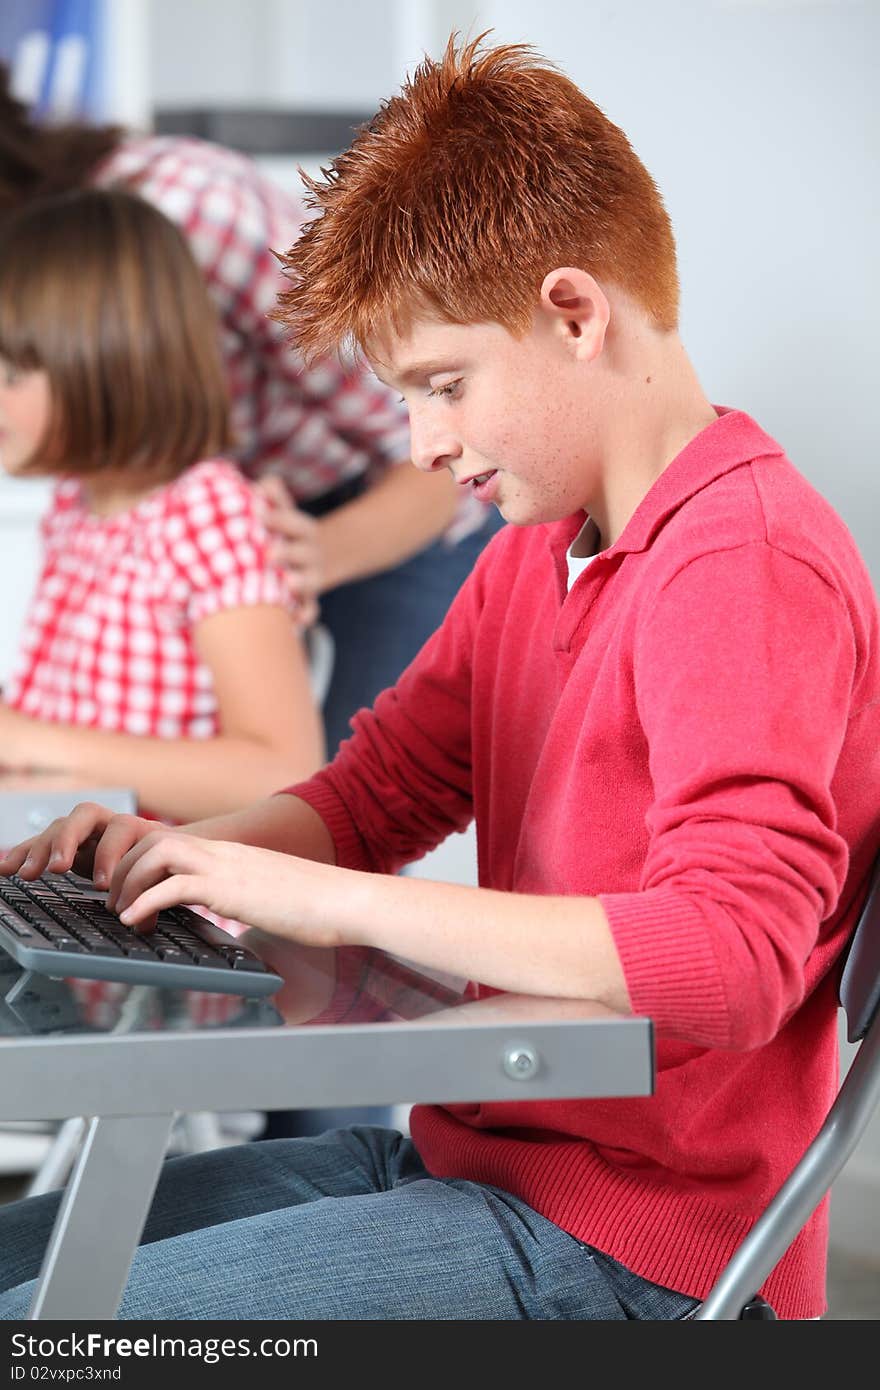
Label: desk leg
xmin=27 ymin=1113 xmax=174 ymax=1320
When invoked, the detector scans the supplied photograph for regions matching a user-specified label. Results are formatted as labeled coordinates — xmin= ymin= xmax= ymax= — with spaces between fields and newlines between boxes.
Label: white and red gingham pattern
xmin=92 ymin=136 xmax=487 ymax=541
xmin=5 ymin=459 xmax=294 ymax=740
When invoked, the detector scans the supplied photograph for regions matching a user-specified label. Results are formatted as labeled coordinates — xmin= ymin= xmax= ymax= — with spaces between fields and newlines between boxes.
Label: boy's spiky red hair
xmin=276 ymin=32 xmax=679 ymax=361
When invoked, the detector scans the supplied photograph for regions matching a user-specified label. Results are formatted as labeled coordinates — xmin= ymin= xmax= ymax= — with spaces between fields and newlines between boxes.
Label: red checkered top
xmin=6 ymin=459 xmax=293 ymax=739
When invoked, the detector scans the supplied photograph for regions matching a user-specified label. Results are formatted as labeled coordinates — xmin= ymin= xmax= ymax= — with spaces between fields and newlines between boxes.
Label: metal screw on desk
xmin=502 ymin=1043 xmax=539 ymax=1080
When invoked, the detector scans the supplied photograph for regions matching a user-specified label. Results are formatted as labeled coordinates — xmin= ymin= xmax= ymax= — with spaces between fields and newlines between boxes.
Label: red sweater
xmin=291 ymin=409 xmax=880 ymax=1319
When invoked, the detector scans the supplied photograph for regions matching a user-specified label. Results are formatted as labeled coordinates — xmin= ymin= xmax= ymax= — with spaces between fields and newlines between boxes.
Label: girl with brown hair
xmin=0 ymin=187 xmax=324 ymax=823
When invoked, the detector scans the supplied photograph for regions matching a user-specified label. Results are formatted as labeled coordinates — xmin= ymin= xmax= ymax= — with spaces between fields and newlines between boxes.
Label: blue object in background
xmin=0 ymin=0 xmax=108 ymax=120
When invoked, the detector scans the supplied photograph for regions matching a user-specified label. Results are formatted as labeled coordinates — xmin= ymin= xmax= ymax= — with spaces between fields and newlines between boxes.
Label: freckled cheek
xmin=481 ymin=402 xmax=538 ymax=459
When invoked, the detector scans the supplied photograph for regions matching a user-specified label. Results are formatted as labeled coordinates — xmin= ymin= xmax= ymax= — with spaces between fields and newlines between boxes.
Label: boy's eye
xmin=397 ymin=380 xmax=462 ymax=405
xmin=427 ymin=380 xmax=462 ymax=400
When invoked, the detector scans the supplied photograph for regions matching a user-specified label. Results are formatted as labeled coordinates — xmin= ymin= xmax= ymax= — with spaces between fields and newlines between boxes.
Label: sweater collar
xmin=546 ymin=407 xmax=785 ymax=560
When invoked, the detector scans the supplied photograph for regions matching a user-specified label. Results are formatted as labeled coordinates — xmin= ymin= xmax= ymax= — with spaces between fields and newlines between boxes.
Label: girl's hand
xmin=108 ymin=830 xmax=347 ymax=948
xmin=0 ymin=802 xmax=160 ymax=888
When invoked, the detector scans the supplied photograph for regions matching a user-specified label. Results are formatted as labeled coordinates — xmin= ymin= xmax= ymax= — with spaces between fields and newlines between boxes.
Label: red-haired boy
xmin=1 ymin=35 xmax=878 ymax=1321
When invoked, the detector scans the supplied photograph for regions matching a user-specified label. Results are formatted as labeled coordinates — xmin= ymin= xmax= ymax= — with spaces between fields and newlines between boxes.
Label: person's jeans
xmin=261 ymin=511 xmax=506 ymax=1139
xmin=0 ymin=1126 xmax=698 ymax=1320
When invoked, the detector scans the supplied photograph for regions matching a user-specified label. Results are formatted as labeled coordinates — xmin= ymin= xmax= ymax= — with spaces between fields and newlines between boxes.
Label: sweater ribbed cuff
xmin=599 ymin=889 xmax=731 ymax=1046
xmin=278 ymin=773 xmax=374 ymax=873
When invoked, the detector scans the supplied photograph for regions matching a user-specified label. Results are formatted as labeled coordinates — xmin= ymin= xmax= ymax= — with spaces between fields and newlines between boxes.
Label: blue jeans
xmin=261 ymin=511 xmax=506 ymax=1139
xmin=0 ymin=1127 xmax=698 ymax=1320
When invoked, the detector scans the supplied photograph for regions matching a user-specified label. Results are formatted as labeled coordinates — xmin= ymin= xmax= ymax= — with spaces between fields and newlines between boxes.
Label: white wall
xmin=147 ymin=0 xmax=404 ymax=110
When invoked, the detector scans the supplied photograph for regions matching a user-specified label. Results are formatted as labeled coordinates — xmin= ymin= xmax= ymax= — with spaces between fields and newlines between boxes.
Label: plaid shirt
xmin=94 ymin=136 xmax=484 ymax=541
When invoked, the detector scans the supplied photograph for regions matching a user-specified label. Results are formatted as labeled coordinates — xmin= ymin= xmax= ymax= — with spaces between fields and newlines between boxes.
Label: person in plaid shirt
xmin=0 ymin=187 xmax=324 ymax=824
xmin=0 ymin=67 xmax=502 ymax=761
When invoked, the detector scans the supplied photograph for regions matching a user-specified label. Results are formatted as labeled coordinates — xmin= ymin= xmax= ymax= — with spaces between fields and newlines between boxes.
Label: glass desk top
xmin=0 ymin=930 xmax=655 ymax=1122
xmin=0 ymin=930 xmax=624 ymax=1035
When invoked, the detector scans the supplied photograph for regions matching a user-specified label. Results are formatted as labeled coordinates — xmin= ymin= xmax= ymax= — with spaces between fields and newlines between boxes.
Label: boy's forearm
xmin=185 ymin=793 xmax=337 ymax=865
xmin=341 ymin=870 xmax=631 ymax=1010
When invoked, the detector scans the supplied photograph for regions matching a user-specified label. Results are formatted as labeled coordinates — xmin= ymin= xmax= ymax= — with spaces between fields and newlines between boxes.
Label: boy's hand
xmin=108 ymin=831 xmax=345 ymax=948
xmin=0 ymin=802 xmax=158 ymax=889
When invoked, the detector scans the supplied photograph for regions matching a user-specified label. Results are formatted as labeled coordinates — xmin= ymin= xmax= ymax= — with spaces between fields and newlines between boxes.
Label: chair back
xmin=694 ymin=850 xmax=880 ymax=1319
xmin=840 ymin=853 xmax=880 ymax=1043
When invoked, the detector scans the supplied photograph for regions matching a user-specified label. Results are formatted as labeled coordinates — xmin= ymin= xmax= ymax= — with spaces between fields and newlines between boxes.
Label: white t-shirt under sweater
xmin=566 ymin=517 xmax=601 ymax=590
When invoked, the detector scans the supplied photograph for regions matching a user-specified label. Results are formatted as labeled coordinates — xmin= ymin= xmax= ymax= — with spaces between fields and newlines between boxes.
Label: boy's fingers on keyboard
xmin=119 ymin=876 xmax=202 ymax=927
xmin=42 ymin=802 xmax=117 ymax=878
xmin=12 ymin=819 xmax=73 ymax=877
xmin=106 ymin=826 xmax=187 ymax=910
xmin=71 ymin=834 xmax=102 ymax=880
xmin=0 ymin=836 xmax=37 ymax=874
xmin=94 ymin=816 xmax=161 ymax=897
xmin=112 ymin=833 xmax=207 ymax=915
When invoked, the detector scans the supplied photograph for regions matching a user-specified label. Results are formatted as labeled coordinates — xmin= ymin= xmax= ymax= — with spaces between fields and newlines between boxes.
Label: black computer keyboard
xmin=0 ymin=872 xmax=283 ymax=997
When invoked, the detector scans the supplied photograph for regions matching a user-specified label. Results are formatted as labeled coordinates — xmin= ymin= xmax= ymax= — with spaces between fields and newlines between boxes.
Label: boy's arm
xmin=279 ymin=529 xmax=502 ymax=877
xmin=600 ymin=543 xmax=858 ymax=1050
xmin=3 ymin=540 xmax=857 ymax=1031
xmin=183 ymin=790 xmax=336 ymax=860
xmin=107 ymin=839 xmax=631 ymax=1012
xmin=0 ymin=788 xmax=336 ymax=888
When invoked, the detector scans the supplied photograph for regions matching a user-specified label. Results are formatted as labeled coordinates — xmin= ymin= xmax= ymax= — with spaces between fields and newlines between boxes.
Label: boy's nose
xmin=408 ymin=419 xmax=462 ymax=474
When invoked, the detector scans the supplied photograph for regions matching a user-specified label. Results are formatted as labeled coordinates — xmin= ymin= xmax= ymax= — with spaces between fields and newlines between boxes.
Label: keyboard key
xmin=0 ymin=914 xmax=38 ymax=939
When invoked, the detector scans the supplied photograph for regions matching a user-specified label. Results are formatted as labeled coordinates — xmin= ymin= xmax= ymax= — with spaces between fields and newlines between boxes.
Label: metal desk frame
xmin=0 ymin=1005 xmax=653 ymax=1320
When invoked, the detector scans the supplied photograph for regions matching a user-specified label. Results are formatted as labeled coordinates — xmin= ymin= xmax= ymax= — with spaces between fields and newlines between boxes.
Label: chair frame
xmin=695 ymin=855 xmax=880 ymax=1319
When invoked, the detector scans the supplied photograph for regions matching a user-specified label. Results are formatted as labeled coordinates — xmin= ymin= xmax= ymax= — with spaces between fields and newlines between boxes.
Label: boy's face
xmin=369 ymin=313 xmax=603 ymax=526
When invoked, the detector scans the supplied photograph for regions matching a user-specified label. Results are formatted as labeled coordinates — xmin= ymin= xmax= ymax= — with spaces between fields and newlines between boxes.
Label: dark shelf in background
xmin=153 ymin=107 xmax=374 ymax=156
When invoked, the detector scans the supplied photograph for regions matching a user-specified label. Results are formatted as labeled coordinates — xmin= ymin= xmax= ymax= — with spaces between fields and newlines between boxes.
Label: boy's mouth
xmin=461 ymin=470 xmax=497 ymax=489
xmin=467 ymin=470 xmax=500 ymax=503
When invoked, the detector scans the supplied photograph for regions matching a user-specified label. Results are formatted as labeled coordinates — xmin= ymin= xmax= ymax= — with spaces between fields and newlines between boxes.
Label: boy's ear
xmin=539 ymin=268 xmax=610 ymax=362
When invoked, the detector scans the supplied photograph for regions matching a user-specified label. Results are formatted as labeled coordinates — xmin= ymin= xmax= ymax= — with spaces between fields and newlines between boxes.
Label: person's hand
xmin=106 ymin=830 xmax=344 ymax=947
xmin=0 ymin=802 xmax=162 ymax=889
xmin=256 ymin=474 xmax=322 ymax=627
